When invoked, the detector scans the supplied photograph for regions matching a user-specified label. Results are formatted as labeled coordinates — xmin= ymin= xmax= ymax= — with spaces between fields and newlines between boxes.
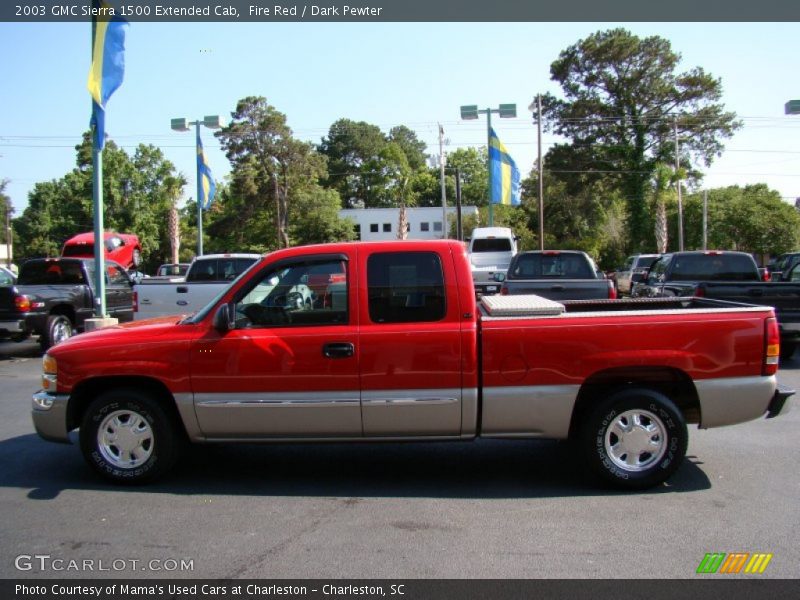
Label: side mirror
xmin=631 ymin=272 xmax=646 ymax=284
xmin=213 ymin=303 xmax=235 ymax=333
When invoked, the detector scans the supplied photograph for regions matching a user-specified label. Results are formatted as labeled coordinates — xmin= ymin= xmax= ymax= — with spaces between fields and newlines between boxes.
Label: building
xmin=340 ymin=206 xmax=479 ymax=241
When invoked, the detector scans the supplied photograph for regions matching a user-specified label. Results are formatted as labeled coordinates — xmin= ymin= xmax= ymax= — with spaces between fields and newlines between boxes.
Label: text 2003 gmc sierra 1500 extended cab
xmin=32 ymin=240 xmax=793 ymax=489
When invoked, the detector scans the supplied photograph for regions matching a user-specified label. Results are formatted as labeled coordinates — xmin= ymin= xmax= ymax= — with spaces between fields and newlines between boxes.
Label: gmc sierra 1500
xmin=32 ymin=240 xmax=792 ymax=489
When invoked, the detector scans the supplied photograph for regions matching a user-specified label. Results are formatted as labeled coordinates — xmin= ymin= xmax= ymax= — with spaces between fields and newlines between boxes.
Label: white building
xmin=340 ymin=206 xmax=479 ymax=241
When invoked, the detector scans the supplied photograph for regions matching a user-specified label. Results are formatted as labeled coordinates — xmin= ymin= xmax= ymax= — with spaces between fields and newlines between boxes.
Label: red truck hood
xmin=50 ymin=315 xmax=194 ymax=355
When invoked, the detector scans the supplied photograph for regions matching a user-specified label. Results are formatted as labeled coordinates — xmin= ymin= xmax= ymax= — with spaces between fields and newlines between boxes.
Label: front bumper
xmin=766 ymin=384 xmax=794 ymax=419
xmin=31 ymin=391 xmax=72 ymax=443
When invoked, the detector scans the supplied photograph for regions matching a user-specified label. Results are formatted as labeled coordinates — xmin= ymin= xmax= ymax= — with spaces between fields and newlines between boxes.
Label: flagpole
xmin=90 ymin=4 xmax=107 ymax=318
xmin=486 ymin=109 xmax=493 ymax=227
xmin=196 ymin=121 xmax=204 ymax=257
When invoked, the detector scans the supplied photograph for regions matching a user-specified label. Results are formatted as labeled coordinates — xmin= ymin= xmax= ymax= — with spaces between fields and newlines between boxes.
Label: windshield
xmin=471 ymin=238 xmax=512 ymax=253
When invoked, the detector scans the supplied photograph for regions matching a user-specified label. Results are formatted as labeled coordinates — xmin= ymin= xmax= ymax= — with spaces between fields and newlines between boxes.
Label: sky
xmin=2 ymin=20 xmax=800 ymax=216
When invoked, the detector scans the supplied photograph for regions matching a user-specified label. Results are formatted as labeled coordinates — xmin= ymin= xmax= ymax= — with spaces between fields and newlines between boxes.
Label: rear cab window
xmin=367 ymin=252 xmax=446 ymax=323
xmin=670 ymin=254 xmax=760 ymax=281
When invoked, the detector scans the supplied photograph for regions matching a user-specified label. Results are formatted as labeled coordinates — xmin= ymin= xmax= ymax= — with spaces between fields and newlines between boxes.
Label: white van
xmin=467 ymin=227 xmax=518 ymax=295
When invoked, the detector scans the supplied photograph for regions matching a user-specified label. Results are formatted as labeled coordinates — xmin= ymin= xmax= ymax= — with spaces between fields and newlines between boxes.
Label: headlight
xmin=42 ymin=354 xmax=57 ymax=392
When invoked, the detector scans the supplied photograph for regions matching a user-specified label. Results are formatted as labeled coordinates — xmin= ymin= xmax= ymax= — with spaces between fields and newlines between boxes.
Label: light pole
xmin=460 ymin=103 xmax=516 ymax=226
xmin=528 ymin=95 xmax=544 ymax=250
xmin=171 ymin=115 xmax=223 ymax=256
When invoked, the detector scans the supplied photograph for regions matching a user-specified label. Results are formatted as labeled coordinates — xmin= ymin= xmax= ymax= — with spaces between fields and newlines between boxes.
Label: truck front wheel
xmin=79 ymin=389 xmax=181 ymax=484
xmin=582 ymin=388 xmax=687 ymax=490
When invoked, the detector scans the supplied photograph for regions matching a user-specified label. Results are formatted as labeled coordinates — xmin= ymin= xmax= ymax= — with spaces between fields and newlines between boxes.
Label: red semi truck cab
xmin=32 ymin=240 xmax=792 ymax=489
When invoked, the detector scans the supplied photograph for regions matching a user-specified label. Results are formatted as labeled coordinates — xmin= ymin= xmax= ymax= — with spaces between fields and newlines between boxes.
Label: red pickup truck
xmin=32 ymin=240 xmax=792 ymax=489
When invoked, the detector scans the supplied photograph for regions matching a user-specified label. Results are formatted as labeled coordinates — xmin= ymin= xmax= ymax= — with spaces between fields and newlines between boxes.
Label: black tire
xmin=780 ymin=343 xmax=795 ymax=361
xmin=40 ymin=315 xmax=73 ymax=351
xmin=79 ymin=389 xmax=182 ymax=484
xmin=581 ymin=388 xmax=688 ymax=490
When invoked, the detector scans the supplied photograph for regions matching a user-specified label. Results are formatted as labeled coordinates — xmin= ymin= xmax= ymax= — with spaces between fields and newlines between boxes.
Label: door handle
xmin=177 ymin=286 xmax=188 ymax=293
xmin=323 ymin=342 xmax=354 ymax=359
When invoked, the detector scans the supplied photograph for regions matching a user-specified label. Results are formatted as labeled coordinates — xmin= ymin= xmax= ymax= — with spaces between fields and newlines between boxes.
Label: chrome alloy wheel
xmin=97 ymin=409 xmax=154 ymax=469
xmin=51 ymin=319 xmax=72 ymax=345
xmin=604 ymin=409 xmax=667 ymax=472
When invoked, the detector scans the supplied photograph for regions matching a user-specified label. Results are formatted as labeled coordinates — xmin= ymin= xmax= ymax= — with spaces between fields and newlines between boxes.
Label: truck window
xmin=671 ymin=254 xmax=759 ymax=281
xmin=367 ymin=252 xmax=446 ymax=324
xmin=235 ymin=259 xmax=348 ymax=328
xmin=511 ymin=253 xmax=594 ymax=279
xmin=471 ymin=238 xmax=512 ymax=253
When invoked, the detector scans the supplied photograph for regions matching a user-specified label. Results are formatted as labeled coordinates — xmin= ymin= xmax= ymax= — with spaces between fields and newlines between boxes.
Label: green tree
xmin=289 ymin=187 xmax=356 ymax=245
xmin=0 ymin=179 xmax=13 ymax=245
xmin=319 ymin=119 xmax=432 ymax=209
xmin=543 ymin=28 xmax=741 ymax=251
xmin=677 ymin=185 xmax=800 ymax=257
xmin=13 ymin=135 xmax=184 ymax=270
xmin=318 ymin=119 xmax=388 ymax=208
xmin=215 ymin=96 xmax=327 ymax=250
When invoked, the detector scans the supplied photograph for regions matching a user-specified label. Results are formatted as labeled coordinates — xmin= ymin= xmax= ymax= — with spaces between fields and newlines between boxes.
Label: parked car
xmin=62 ymin=231 xmax=142 ymax=271
xmin=633 ymin=250 xmax=800 ymax=358
xmin=467 ymin=227 xmax=518 ymax=296
xmin=133 ymin=254 xmax=260 ymax=320
xmin=501 ymin=250 xmax=616 ymax=300
xmin=32 ymin=240 xmax=792 ymax=488
xmin=0 ymin=258 xmax=134 ymax=349
xmin=768 ymin=252 xmax=800 ymax=282
xmin=0 ymin=266 xmax=16 ymax=286
xmin=614 ymin=253 xmax=661 ymax=296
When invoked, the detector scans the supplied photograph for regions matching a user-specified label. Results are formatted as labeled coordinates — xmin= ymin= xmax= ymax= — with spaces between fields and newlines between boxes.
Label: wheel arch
xmin=67 ymin=376 xmax=186 ymax=439
xmin=569 ymin=366 xmax=700 ymax=440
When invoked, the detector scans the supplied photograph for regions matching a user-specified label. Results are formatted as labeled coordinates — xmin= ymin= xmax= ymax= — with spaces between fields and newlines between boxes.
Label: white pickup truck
xmin=133 ymin=254 xmax=260 ymax=320
xmin=467 ymin=227 xmax=518 ymax=296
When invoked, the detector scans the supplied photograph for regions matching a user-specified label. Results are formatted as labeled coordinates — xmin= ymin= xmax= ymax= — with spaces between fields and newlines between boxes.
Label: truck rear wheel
xmin=80 ymin=389 xmax=181 ymax=484
xmin=582 ymin=388 xmax=687 ymax=490
xmin=40 ymin=315 xmax=73 ymax=351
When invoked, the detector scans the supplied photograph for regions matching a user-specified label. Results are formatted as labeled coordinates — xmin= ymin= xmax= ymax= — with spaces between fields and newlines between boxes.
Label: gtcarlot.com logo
xmin=696 ymin=552 xmax=773 ymax=574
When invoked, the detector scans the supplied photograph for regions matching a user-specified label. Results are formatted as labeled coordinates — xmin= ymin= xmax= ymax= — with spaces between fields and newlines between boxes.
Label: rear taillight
xmin=14 ymin=295 xmax=31 ymax=312
xmin=132 ymin=290 xmax=138 ymax=313
xmin=500 ymin=285 xmax=508 ymax=296
xmin=694 ymin=285 xmax=706 ymax=298
xmin=764 ymin=316 xmax=780 ymax=376
xmin=607 ymin=280 xmax=617 ymax=299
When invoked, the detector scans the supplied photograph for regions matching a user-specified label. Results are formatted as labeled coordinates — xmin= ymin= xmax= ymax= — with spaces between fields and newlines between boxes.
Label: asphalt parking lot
xmin=0 ymin=337 xmax=798 ymax=580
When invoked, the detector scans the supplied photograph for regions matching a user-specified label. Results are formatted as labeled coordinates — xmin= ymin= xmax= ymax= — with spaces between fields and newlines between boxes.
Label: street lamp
xmin=460 ymin=103 xmax=516 ymax=226
xmin=170 ymin=115 xmax=224 ymax=256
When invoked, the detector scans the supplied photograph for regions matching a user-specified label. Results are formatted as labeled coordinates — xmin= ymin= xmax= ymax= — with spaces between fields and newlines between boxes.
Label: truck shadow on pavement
xmin=0 ymin=433 xmax=711 ymax=500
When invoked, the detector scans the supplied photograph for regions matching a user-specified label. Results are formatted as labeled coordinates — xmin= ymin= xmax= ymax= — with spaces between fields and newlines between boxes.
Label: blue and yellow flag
xmin=489 ymin=127 xmax=521 ymax=206
xmin=87 ymin=7 xmax=127 ymax=149
xmin=197 ymin=133 xmax=216 ymax=210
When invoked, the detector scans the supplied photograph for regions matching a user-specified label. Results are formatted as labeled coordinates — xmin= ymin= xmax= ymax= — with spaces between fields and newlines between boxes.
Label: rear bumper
xmin=31 ymin=391 xmax=72 ymax=443
xmin=766 ymin=384 xmax=794 ymax=419
xmin=0 ymin=319 xmax=26 ymax=335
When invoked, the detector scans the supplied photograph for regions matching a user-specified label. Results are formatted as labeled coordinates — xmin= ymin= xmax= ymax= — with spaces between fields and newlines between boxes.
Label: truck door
xmin=359 ymin=249 xmax=463 ymax=436
xmin=190 ymin=254 xmax=361 ymax=438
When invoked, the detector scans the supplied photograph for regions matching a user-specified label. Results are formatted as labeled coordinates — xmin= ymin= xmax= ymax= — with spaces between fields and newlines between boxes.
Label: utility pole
xmin=536 ymin=95 xmax=544 ymax=250
xmin=438 ymin=123 xmax=448 ymax=239
xmin=5 ymin=202 xmax=11 ymax=269
xmin=674 ymin=117 xmax=684 ymax=251
xmin=702 ymin=189 xmax=708 ymax=250
xmin=455 ymin=167 xmax=463 ymax=241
